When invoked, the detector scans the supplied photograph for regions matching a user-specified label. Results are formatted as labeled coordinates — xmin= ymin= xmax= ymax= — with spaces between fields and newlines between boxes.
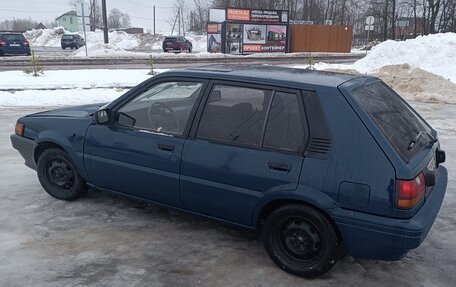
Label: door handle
xmin=268 ymin=161 xmax=291 ymax=173
xmin=157 ymin=143 xmax=175 ymax=152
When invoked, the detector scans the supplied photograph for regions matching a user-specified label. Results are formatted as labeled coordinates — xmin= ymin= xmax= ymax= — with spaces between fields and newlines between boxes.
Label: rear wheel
xmin=37 ymin=148 xmax=87 ymax=201
xmin=188 ymin=46 xmax=192 ymax=53
xmin=263 ymin=204 xmax=339 ymax=278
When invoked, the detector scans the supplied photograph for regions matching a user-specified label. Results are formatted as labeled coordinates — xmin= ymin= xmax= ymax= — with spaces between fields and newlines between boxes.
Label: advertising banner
xmin=227 ymin=9 xmax=250 ymax=21
xmin=207 ymin=33 xmax=222 ymax=53
xmin=242 ymin=24 xmax=287 ymax=53
xmin=226 ymin=8 xmax=288 ymax=23
xmin=207 ymin=23 xmax=222 ymax=33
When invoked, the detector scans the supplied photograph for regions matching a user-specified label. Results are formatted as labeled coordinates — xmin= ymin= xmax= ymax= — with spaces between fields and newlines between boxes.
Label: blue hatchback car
xmin=11 ymin=66 xmax=447 ymax=277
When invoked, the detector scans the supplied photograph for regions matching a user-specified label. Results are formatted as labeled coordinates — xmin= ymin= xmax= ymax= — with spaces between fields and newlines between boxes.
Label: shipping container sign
xmin=242 ymin=24 xmax=287 ymax=53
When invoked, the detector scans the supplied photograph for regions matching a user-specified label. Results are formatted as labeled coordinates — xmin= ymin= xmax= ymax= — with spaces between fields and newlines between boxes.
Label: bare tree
xmin=108 ymin=8 xmax=131 ymax=29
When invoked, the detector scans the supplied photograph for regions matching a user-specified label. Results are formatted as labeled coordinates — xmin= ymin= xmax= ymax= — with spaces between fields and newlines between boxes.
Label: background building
xmin=56 ymin=11 xmax=77 ymax=32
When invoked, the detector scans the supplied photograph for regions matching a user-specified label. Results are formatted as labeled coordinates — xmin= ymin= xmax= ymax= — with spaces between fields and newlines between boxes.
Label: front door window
xmin=117 ymin=81 xmax=203 ymax=135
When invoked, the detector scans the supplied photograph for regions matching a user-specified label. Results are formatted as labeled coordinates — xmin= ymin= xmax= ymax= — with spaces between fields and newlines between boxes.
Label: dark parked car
xmin=162 ymin=35 xmax=192 ymax=53
xmin=0 ymin=32 xmax=31 ymax=56
xmin=11 ymin=66 xmax=447 ymax=277
xmin=61 ymin=34 xmax=85 ymax=49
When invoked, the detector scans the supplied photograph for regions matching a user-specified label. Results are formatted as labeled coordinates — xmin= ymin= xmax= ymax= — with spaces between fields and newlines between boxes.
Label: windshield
xmin=351 ymin=81 xmax=432 ymax=162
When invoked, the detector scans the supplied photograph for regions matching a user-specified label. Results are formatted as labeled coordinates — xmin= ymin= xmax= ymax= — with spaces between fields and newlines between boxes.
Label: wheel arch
xmin=252 ymin=190 xmax=343 ymax=243
xmin=34 ymin=133 xmax=88 ymax=181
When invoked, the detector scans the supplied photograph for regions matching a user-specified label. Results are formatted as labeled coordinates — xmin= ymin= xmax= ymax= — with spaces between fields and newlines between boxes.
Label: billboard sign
xmin=226 ymin=8 xmax=288 ymax=23
xmin=242 ymin=24 xmax=287 ymax=53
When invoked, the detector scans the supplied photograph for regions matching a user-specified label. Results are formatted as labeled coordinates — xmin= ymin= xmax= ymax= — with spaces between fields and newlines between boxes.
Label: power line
xmin=129 ymin=15 xmax=168 ymax=22
xmin=0 ymin=8 xmax=66 ymax=14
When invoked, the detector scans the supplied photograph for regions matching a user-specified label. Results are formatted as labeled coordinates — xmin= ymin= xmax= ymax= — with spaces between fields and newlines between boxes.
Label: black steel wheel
xmin=37 ymin=148 xmax=87 ymax=201
xmin=263 ymin=204 xmax=339 ymax=277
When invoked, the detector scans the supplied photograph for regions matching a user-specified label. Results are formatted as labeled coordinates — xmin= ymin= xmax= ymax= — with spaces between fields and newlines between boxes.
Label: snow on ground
xmin=0 ymin=88 xmax=125 ymax=107
xmin=0 ymin=69 xmax=165 ymax=90
xmin=25 ymin=27 xmax=140 ymax=50
xmin=308 ymin=33 xmax=456 ymax=83
xmin=290 ymin=33 xmax=456 ymax=104
xmin=25 ymin=27 xmax=208 ymax=55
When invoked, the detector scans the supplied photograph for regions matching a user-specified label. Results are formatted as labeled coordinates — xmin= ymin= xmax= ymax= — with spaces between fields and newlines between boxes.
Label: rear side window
xmin=2 ymin=34 xmax=25 ymax=41
xmin=197 ymin=85 xmax=272 ymax=147
xmin=263 ymin=92 xmax=306 ymax=152
xmin=351 ymin=81 xmax=431 ymax=162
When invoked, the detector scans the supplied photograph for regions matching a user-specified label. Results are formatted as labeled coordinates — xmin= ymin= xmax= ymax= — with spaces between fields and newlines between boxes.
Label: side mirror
xmin=94 ymin=108 xmax=110 ymax=124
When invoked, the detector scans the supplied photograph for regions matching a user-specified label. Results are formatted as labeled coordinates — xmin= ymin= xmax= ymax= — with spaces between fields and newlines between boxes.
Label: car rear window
xmin=351 ymin=81 xmax=432 ymax=162
xmin=2 ymin=34 xmax=25 ymax=41
xmin=164 ymin=37 xmax=177 ymax=40
xmin=62 ymin=35 xmax=74 ymax=40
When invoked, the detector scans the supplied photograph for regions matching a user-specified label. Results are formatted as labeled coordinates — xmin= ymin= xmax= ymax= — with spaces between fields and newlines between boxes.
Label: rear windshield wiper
xmin=407 ymin=131 xmax=437 ymax=150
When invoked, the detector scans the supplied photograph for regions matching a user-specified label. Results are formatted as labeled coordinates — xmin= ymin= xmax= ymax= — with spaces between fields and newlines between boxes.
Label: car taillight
xmin=396 ymin=173 xmax=426 ymax=209
xmin=0 ymin=40 xmax=6 ymax=46
xmin=15 ymin=123 xmax=24 ymax=136
xmin=23 ymin=40 xmax=29 ymax=46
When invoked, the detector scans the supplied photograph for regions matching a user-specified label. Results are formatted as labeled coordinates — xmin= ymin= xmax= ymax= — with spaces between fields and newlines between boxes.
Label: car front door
xmin=180 ymin=82 xmax=307 ymax=226
xmin=84 ymin=79 xmax=206 ymax=206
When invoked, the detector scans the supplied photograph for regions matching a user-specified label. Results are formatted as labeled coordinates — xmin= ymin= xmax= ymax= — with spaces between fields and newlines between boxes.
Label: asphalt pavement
xmin=0 ymin=46 xmax=363 ymax=71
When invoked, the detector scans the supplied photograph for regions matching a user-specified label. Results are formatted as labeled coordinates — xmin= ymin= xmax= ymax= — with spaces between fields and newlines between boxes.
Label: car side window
xmin=117 ymin=81 xmax=203 ymax=135
xmin=263 ymin=92 xmax=306 ymax=152
xmin=197 ymin=84 xmax=272 ymax=147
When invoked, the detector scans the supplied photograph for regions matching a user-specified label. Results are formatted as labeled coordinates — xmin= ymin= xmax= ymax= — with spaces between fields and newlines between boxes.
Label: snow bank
xmin=25 ymin=27 xmax=68 ymax=47
xmin=70 ymin=44 xmax=147 ymax=57
xmin=312 ymin=33 xmax=456 ymax=83
xmin=354 ymin=33 xmax=456 ymax=82
xmin=373 ymin=64 xmax=456 ymax=104
xmin=0 ymin=88 xmax=125 ymax=107
xmin=26 ymin=28 xmax=140 ymax=50
xmin=0 ymin=69 xmax=166 ymax=90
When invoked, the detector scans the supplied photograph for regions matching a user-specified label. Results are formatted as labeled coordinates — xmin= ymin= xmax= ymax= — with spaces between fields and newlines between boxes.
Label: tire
xmin=75 ymin=44 xmax=79 ymax=49
xmin=37 ymin=148 xmax=87 ymax=201
xmin=188 ymin=46 xmax=192 ymax=53
xmin=263 ymin=204 xmax=339 ymax=278
xmin=62 ymin=46 xmax=66 ymax=49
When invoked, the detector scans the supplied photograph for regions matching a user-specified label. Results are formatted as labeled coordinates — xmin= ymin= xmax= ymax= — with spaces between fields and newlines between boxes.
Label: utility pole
xmin=81 ymin=2 xmax=88 ymax=56
xmin=178 ymin=9 xmax=181 ymax=35
xmin=153 ymin=5 xmax=156 ymax=35
xmin=101 ymin=0 xmax=109 ymax=43
xmin=181 ymin=8 xmax=185 ymax=36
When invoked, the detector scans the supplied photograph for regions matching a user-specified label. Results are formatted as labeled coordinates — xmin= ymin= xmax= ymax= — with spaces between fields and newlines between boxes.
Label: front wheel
xmin=263 ymin=204 xmax=339 ymax=278
xmin=37 ymin=148 xmax=87 ymax=201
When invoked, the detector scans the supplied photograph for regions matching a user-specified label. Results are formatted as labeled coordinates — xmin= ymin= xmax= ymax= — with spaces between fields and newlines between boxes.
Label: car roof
xmin=164 ymin=65 xmax=362 ymax=88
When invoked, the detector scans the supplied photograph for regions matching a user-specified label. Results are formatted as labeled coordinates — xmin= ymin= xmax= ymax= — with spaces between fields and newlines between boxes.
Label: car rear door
xmin=180 ymin=81 xmax=307 ymax=226
xmin=84 ymin=78 xmax=207 ymax=207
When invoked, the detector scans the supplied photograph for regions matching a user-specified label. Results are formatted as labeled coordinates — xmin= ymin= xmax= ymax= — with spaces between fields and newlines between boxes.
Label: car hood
xmin=28 ymin=103 xmax=107 ymax=118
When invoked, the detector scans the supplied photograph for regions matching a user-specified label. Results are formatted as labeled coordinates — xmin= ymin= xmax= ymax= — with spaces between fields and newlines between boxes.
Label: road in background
xmin=0 ymin=46 xmax=363 ymax=71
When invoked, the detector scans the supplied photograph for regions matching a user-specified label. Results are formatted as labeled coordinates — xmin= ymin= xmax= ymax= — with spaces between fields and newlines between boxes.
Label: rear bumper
xmin=10 ymin=134 xmax=36 ymax=170
xmin=331 ymin=166 xmax=448 ymax=260
xmin=0 ymin=46 xmax=30 ymax=55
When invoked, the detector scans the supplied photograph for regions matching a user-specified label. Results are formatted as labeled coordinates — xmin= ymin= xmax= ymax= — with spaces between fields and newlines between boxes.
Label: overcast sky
xmin=0 ymin=0 xmax=191 ymax=33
